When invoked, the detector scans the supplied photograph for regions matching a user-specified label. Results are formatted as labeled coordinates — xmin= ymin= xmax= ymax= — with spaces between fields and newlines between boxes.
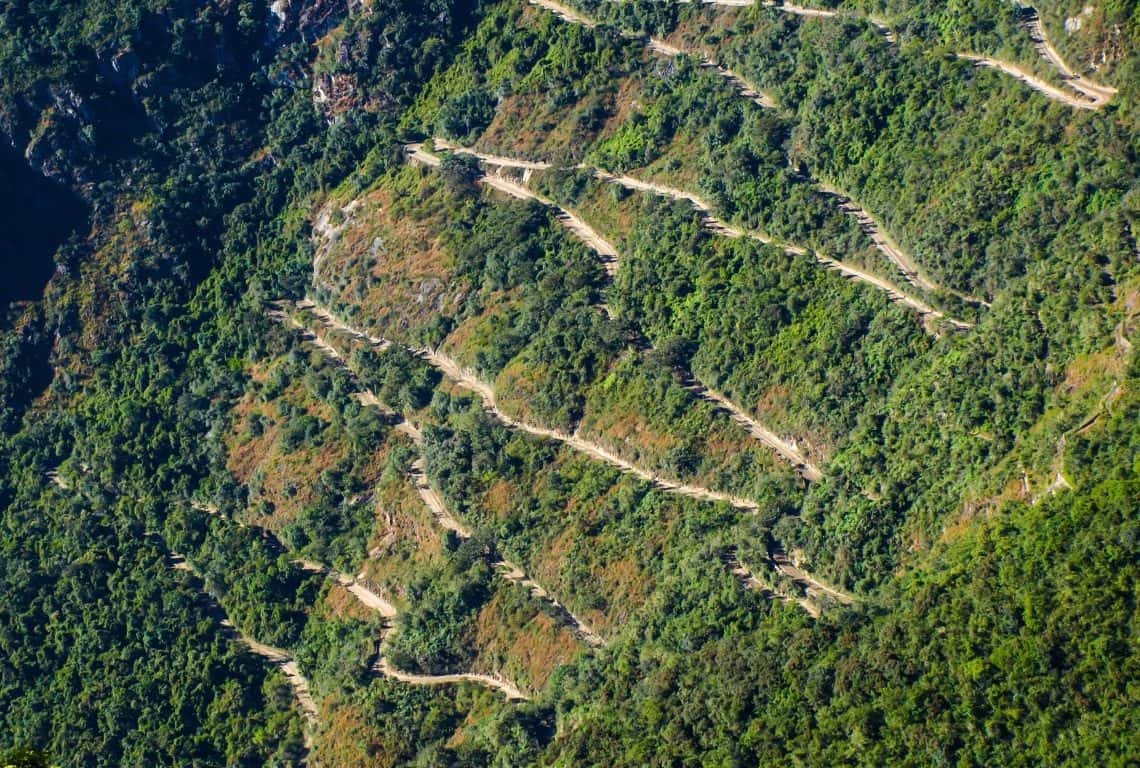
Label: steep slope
xmin=2 ymin=0 xmax=1139 ymax=765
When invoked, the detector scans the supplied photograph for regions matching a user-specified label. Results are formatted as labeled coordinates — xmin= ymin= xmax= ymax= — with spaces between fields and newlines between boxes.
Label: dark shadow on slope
xmin=0 ymin=145 xmax=88 ymax=307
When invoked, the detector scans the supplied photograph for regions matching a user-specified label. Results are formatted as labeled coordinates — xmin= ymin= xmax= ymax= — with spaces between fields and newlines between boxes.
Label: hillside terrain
xmin=1 ymin=0 xmax=1138 ymax=765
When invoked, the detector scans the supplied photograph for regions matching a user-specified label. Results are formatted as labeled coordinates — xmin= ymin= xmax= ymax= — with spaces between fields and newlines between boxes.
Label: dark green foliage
xmin=0 ymin=0 xmax=482 ymax=763
xmin=543 ymin=473 xmax=1140 ymax=766
xmin=0 ymin=747 xmax=50 ymax=768
xmin=384 ymin=537 xmax=496 ymax=674
xmin=438 ymin=151 xmax=485 ymax=192
xmin=2 ymin=0 xmax=1140 ymax=764
xmin=439 ymin=88 xmax=497 ymax=141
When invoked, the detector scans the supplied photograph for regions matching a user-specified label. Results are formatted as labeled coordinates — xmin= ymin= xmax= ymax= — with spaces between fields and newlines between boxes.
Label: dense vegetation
xmin=2 ymin=0 xmax=1137 ymax=765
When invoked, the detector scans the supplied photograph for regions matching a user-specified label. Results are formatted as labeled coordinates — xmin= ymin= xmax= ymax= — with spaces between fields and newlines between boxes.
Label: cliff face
xmin=0 ymin=144 xmax=87 ymax=305
xmin=2 ymin=0 xmax=351 ymax=190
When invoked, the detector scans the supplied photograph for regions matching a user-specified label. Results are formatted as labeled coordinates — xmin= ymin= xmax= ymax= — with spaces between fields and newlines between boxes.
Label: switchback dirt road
xmin=374 ymin=657 xmax=529 ymax=700
xmin=683 ymin=379 xmax=823 ymax=481
xmin=957 ymin=53 xmax=1101 ymax=109
xmin=530 ymin=0 xmax=778 ymax=108
xmin=278 ymin=309 xmax=608 ymax=647
xmin=1021 ymin=7 xmax=1115 ymax=106
xmin=725 ymin=552 xmax=822 ymax=618
xmin=407 ymin=142 xmax=968 ymax=473
xmin=288 ymin=304 xmax=852 ymax=617
xmin=591 ymin=165 xmax=971 ymax=330
xmin=407 ymin=143 xmax=619 ymax=275
xmin=288 ymin=302 xmax=760 ymax=507
xmin=420 ymin=344 xmax=761 ymax=511
xmin=166 ymin=551 xmax=320 ymax=731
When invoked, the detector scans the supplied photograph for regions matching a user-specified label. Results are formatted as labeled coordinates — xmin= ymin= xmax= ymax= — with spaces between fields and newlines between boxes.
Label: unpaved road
xmin=410 ymin=141 xmax=835 ymax=477
xmin=683 ymin=380 xmax=823 ymax=481
xmin=591 ymin=166 xmax=971 ymax=330
xmin=300 ymin=559 xmax=401 ymax=620
xmin=423 ymin=145 xmax=969 ymax=333
xmin=290 ymin=303 xmax=760 ymax=505
xmin=529 ymin=0 xmax=596 ymax=27
xmin=814 ymin=253 xmax=972 ymax=330
xmin=290 ymin=305 xmax=853 ymax=617
xmin=428 ymin=141 xmax=752 ymax=241
xmin=408 ymin=143 xmax=619 ymax=275
xmin=771 ymin=549 xmax=855 ymax=605
xmin=492 ymin=560 xmax=607 ymax=647
xmin=357 ymin=391 xmax=423 ymax=441
xmin=277 ymin=309 xmax=609 ymax=646
xmin=648 ymin=37 xmax=776 ymax=109
xmin=409 ymin=458 xmax=473 ymax=537
xmin=820 ymin=184 xmax=992 ymax=308
xmin=818 ymin=182 xmax=938 ymax=293
xmin=176 ymin=384 xmax=533 ymax=703
xmin=374 ymin=657 xmax=529 ymax=700
xmin=419 ymin=344 xmax=761 ymax=511
xmin=957 ymin=53 xmax=1100 ymax=109
xmin=434 ymin=138 xmax=553 ymax=170
xmin=1021 ymin=7 xmax=1115 ymax=106
xmin=725 ymin=552 xmax=822 ymax=618
xmin=309 ymin=548 xmax=531 ymax=700
xmin=530 ymin=0 xmax=778 ymax=108
xmin=311 ymin=552 xmax=531 ymax=701
xmin=480 ymin=174 xmax=620 ymax=272
xmin=409 ymin=460 xmax=607 ymax=648
xmin=296 ymin=299 xmax=390 ymax=347
xmin=166 ymin=551 xmax=320 ymax=730
xmin=406 ymin=142 xmax=442 ymax=167
xmin=761 ymin=1 xmax=896 ymax=40
xmin=429 ymin=141 xmax=553 ymax=172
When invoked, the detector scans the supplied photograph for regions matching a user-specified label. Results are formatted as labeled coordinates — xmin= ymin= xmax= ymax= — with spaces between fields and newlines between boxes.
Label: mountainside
xmin=1 ymin=0 xmax=1137 ymax=765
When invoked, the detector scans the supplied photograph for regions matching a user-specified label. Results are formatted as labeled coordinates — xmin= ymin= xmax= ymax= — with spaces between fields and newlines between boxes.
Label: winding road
xmin=285 ymin=304 xmax=850 ymax=618
xmin=311 ymin=554 xmax=532 ymax=700
xmin=594 ymin=169 xmax=968 ymax=329
xmin=418 ymin=140 xmax=969 ymax=331
xmin=818 ymin=181 xmax=937 ymax=293
xmin=408 ymin=142 xmax=831 ymax=478
xmin=725 ymin=552 xmax=822 ymax=618
xmin=407 ymin=143 xmax=619 ymax=275
xmin=651 ymin=0 xmax=1112 ymax=108
xmin=296 ymin=559 xmax=400 ymax=620
xmin=275 ymin=308 xmax=608 ymax=646
xmin=193 ymin=441 xmax=533 ymax=700
xmin=820 ymin=183 xmax=993 ymax=308
xmin=957 ymin=53 xmax=1101 ymax=110
xmin=771 ymin=547 xmax=855 ymax=606
xmin=374 ymin=657 xmax=528 ymax=700
xmin=1020 ymin=6 xmax=1115 ymax=107
xmin=513 ymin=8 xmax=974 ymax=331
xmin=682 ymin=379 xmax=823 ymax=481
xmin=289 ymin=301 xmax=774 ymax=508
xmin=597 ymin=171 xmax=966 ymax=326
xmin=530 ymin=0 xmax=778 ymax=108
xmin=164 ymin=550 xmax=320 ymax=732
xmin=418 ymin=342 xmax=761 ymax=510
xmin=317 ymin=559 xmax=531 ymax=700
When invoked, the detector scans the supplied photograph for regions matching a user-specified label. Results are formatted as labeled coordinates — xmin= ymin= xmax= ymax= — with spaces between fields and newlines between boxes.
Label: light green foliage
xmin=2 ymin=0 xmax=1139 ymax=765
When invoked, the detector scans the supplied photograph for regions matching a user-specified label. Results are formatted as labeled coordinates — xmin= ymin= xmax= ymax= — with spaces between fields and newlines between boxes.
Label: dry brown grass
xmin=224 ymin=363 xmax=388 ymax=533
xmin=360 ymin=473 xmax=447 ymax=603
xmin=483 ymin=478 xmax=515 ymax=520
xmin=314 ymin=697 xmax=385 ymax=768
xmin=320 ymin=582 xmax=378 ymax=623
xmin=321 ymin=171 xmax=467 ymax=343
xmin=472 ymin=590 xmax=582 ymax=691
